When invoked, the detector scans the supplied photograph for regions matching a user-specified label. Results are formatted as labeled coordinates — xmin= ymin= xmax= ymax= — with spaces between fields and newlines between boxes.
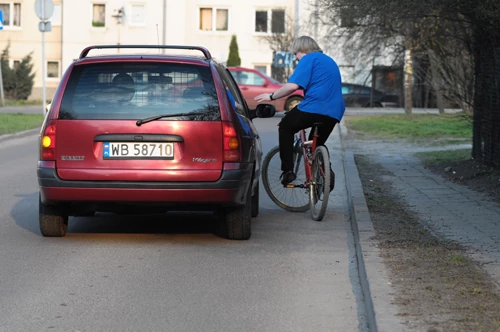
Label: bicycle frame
xmin=262 ymin=120 xmax=331 ymax=220
xmin=291 ymin=126 xmax=320 ymax=188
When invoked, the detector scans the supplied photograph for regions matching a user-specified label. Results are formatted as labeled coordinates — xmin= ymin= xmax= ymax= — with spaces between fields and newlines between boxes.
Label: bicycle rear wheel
xmin=309 ymin=146 xmax=330 ymax=221
xmin=262 ymin=145 xmax=309 ymax=212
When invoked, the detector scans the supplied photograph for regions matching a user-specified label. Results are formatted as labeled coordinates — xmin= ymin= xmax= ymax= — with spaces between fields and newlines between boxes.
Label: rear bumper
xmin=38 ymin=163 xmax=253 ymax=207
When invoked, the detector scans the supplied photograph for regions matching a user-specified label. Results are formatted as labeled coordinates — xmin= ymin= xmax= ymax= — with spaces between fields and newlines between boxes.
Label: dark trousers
xmin=278 ymin=107 xmax=339 ymax=172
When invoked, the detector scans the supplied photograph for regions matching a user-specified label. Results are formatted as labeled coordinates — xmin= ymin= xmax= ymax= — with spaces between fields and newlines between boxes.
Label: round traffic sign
xmin=34 ymin=0 xmax=54 ymax=21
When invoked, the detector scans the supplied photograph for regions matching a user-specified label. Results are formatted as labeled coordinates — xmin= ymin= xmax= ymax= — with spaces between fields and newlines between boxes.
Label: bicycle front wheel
xmin=262 ymin=145 xmax=309 ymax=212
xmin=309 ymin=146 xmax=331 ymax=221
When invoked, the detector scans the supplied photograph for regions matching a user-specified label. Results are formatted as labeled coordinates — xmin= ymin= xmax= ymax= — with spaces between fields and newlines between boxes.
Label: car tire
xmin=39 ymin=194 xmax=68 ymax=237
xmin=251 ymin=180 xmax=259 ymax=218
xmin=285 ymin=96 xmax=303 ymax=111
xmin=218 ymin=184 xmax=252 ymax=240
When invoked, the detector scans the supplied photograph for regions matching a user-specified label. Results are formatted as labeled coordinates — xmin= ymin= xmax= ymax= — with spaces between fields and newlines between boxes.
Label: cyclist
xmin=254 ymin=36 xmax=345 ymax=188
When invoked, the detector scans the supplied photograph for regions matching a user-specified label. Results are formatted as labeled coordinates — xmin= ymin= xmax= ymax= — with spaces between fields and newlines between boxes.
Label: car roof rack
xmin=79 ymin=45 xmax=212 ymax=60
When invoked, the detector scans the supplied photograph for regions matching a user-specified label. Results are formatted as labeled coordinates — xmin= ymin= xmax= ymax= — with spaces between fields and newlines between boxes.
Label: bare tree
xmin=315 ymin=0 xmax=500 ymax=167
xmin=258 ymin=16 xmax=297 ymax=82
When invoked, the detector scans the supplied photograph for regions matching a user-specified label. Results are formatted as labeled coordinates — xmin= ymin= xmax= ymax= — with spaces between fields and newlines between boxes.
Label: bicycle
xmin=262 ymin=122 xmax=331 ymax=221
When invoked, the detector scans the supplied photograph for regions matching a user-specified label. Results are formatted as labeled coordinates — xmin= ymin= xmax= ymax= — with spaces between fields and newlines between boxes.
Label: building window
xmin=12 ymin=60 xmax=20 ymax=69
xmin=0 ymin=2 xmax=21 ymax=27
xmin=92 ymin=4 xmax=106 ymax=27
xmin=130 ymin=4 xmax=145 ymax=26
xmin=255 ymin=9 xmax=285 ymax=33
xmin=50 ymin=4 xmax=62 ymax=26
xmin=255 ymin=11 xmax=267 ymax=32
xmin=216 ymin=9 xmax=228 ymax=31
xmin=0 ymin=4 xmax=10 ymax=26
xmin=12 ymin=3 xmax=19 ymax=25
xmin=271 ymin=10 xmax=285 ymax=33
xmin=199 ymin=8 xmax=212 ymax=30
xmin=254 ymin=65 xmax=267 ymax=75
xmin=199 ymin=7 xmax=228 ymax=32
xmin=47 ymin=61 xmax=60 ymax=78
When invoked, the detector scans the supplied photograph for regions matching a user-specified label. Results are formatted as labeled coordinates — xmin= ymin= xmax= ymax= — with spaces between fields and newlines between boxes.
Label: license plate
xmin=103 ymin=142 xmax=174 ymax=159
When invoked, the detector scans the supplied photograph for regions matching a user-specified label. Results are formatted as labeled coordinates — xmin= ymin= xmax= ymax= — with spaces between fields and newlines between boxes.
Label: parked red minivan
xmin=38 ymin=45 xmax=275 ymax=240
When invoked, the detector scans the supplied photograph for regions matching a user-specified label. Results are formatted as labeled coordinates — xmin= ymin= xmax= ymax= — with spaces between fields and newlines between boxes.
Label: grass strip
xmin=344 ymin=114 xmax=472 ymax=139
xmin=0 ymin=113 xmax=44 ymax=135
xmin=415 ymin=148 xmax=472 ymax=165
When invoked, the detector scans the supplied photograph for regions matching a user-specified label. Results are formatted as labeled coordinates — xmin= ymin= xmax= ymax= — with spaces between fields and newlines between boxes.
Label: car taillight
xmin=41 ymin=120 xmax=57 ymax=161
xmin=222 ymin=122 xmax=240 ymax=162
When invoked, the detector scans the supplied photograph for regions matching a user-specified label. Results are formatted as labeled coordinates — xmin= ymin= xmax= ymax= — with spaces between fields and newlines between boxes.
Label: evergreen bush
xmin=227 ymin=35 xmax=241 ymax=67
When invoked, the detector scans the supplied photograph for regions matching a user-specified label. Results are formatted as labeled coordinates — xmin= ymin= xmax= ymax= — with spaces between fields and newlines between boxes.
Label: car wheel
xmin=285 ymin=96 xmax=303 ymax=111
xmin=39 ymin=194 xmax=68 ymax=237
xmin=251 ymin=180 xmax=259 ymax=218
xmin=218 ymin=184 xmax=252 ymax=240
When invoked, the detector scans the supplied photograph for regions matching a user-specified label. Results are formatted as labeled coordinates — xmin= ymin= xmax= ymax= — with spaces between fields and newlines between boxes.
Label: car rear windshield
xmin=59 ymin=62 xmax=221 ymax=121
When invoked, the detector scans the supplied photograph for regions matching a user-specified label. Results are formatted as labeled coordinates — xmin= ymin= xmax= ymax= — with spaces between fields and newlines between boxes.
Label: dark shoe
xmin=330 ymin=168 xmax=335 ymax=192
xmin=280 ymin=171 xmax=296 ymax=186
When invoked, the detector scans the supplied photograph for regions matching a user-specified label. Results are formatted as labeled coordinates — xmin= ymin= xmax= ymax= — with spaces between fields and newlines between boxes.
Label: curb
xmin=0 ymin=128 xmax=40 ymax=143
xmin=343 ymin=151 xmax=378 ymax=332
xmin=339 ymin=120 xmax=402 ymax=331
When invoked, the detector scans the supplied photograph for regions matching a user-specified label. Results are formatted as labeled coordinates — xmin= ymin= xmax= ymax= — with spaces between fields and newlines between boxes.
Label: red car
xmin=38 ymin=45 xmax=275 ymax=240
xmin=228 ymin=67 xmax=303 ymax=111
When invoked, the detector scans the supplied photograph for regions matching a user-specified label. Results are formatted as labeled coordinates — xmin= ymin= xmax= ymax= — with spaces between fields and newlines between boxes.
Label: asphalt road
xmin=0 ymin=115 xmax=368 ymax=332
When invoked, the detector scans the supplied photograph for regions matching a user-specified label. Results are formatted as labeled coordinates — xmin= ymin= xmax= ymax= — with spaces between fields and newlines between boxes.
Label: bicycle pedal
xmin=285 ymin=184 xmax=295 ymax=188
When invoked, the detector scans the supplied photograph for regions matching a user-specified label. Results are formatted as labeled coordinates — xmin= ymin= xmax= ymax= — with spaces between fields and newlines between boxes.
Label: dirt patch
xmin=424 ymin=159 xmax=500 ymax=204
xmin=355 ymin=154 xmax=500 ymax=331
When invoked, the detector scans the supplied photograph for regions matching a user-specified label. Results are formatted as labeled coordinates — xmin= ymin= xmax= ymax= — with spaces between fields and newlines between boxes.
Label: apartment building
xmin=0 ymin=0 xmax=62 ymax=100
xmin=0 ymin=0 xmax=384 ymax=101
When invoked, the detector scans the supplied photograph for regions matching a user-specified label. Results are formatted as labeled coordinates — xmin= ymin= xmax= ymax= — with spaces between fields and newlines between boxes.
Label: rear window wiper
xmin=136 ymin=112 xmax=207 ymax=126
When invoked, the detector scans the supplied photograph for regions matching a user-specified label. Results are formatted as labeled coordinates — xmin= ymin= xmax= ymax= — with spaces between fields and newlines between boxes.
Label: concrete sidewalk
xmin=366 ymin=153 xmax=500 ymax=284
xmin=341 ymin=120 xmax=500 ymax=331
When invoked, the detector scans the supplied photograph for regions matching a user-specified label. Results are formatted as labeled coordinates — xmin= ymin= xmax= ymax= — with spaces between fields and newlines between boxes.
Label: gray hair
xmin=289 ymin=36 xmax=323 ymax=54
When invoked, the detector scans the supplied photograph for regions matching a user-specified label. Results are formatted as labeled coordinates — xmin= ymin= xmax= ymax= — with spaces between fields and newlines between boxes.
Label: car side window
xmin=230 ymin=71 xmax=243 ymax=84
xmin=217 ymin=66 xmax=247 ymax=116
xmin=342 ymin=85 xmax=351 ymax=95
xmin=241 ymin=72 xmax=265 ymax=86
xmin=361 ymin=87 xmax=371 ymax=95
xmin=352 ymin=86 xmax=362 ymax=94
